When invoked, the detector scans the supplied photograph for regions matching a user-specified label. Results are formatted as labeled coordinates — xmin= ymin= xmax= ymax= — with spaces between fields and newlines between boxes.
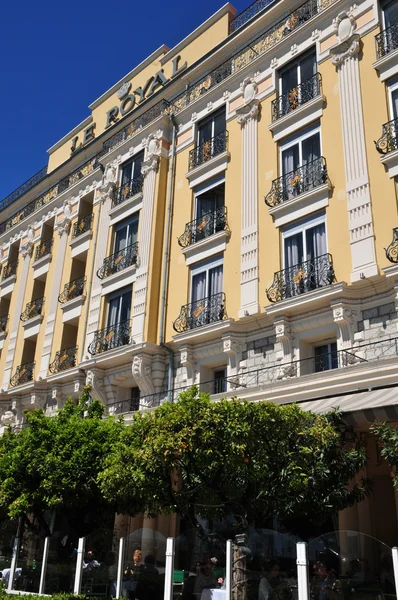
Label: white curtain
xmin=192 ymin=272 xmax=207 ymax=303
xmin=115 ymin=225 xmax=128 ymax=252
xmin=128 ymin=217 xmax=139 ymax=246
xmin=108 ymin=297 xmax=120 ymax=328
xmin=302 ymin=133 xmax=321 ymax=165
xmin=392 ymin=89 xmax=398 ymax=120
xmin=282 ymin=146 xmax=299 ymax=176
xmin=284 ymin=234 xmax=302 ymax=269
xmin=306 ymin=224 xmax=326 ymax=260
xmin=209 ymin=266 xmax=223 ymax=296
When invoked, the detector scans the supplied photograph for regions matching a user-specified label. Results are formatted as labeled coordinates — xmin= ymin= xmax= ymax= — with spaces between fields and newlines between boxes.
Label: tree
xmin=371 ymin=420 xmax=398 ymax=486
xmin=100 ymin=387 xmax=370 ymax=535
xmin=0 ymin=387 xmax=124 ymax=538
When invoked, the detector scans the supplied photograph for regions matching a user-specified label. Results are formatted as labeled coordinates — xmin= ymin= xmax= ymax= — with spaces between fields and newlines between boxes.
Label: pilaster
xmin=236 ymin=78 xmax=260 ymax=317
xmin=38 ymin=201 xmax=71 ymax=379
xmin=332 ymin=301 xmax=357 ymax=349
xmin=331 ymin=11 xmax=378 ymax=282
xmin=131 ymin=131 xmax=163 ymax=344
xmin=180 ymin=345 xmax=195 ymax=385
xmin=2 ymin=234 xmax=34 ymax=390
xmin=222 ymin=335 xmax=243 ymax=376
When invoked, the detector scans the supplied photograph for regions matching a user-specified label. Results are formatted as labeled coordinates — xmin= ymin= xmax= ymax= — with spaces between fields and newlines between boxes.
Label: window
xmin=114 ymin=215 xmax=139 ymax=254
xmin=120 ymin=151 xmax=144 ymax=187
xmin=190 ymin=180 xmax=226 ymax=244
xmin=279 ymin=123 xmax=323 ymax=200
xmin=195 ymin=182 xmax=225 ymax=220
xmin=130 ymin=386 xmax=140 ymax=411
xmin=191 ymin=255 xmax=223 ymax=304
xmin=382 ymin=0 xmax=398 ymax=29
xmin=214 ymin=368 xmax=227 ymax=394
xmin=279 ymin=48 xmax=317 ymax=96
xmin=388 ymin=77 xmax=398 ymax=120
xmin=282 ymin=213 xmax=333 ymax=296
xmin=107 ymin=286 xmax=132 ymax=328
xmin=314 ymin=342 xmax=338 ymax=373
xmin=197 ymin=107 xmax=226 ymax=147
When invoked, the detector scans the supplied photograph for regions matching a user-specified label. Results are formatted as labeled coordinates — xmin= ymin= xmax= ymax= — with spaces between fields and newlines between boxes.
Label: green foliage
xmin=99 ymin=387 xmax=370 ymax=529
xmin=0 ymin=387 xmax=124 ymax=533
xmin=371 ymin=420 xmax=398 ymax=486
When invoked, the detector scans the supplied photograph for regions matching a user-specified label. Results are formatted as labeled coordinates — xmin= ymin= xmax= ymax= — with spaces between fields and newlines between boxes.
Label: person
xmin=311 ymin=561 xmax=338 ymax=600
xmin=122 ymin=549 xmax=145 ymax=599
xmin=258 ymin=561 xmax=292 ymax=600
xmin=135 ymin=555 xmax=160 ymax=600
xmin=194 ymin=561 xmax=218 ymax=596
xmin=84 ymin=549 xmax=100 ymax=570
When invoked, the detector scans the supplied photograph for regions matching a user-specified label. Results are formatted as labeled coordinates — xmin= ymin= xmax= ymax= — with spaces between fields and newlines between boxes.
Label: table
xmin=200 ymin=588 xmax=227 ymax=600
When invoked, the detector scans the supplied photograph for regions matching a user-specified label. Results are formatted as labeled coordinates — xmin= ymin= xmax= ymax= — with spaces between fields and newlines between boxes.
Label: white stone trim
xmin=268 ymin=183 xmax=331 ymax=227
xmin=69 ymin=229 xmax=92 ymax=258
xmin=185 ymin=151 xmax=229 ymax=189
xmin=268 ymin=95 xmax=326 ymax=142
xmin=22 ymin=314 xmax=43 ymax=339
xmin=32 ymin=253 xmax=52 ymax=279
xmin=100 ymin=265 xmax=137 ymax=296
xmin=0 ymin=275 xmax=16 ymax=297
xmin=380 ymin=149 xmax=398 ymax=178
xmin=266 ymin=282 xmax=347 ymax=317
xmin=373 ymin=47 xmax=398 ymax=82
xmin=109 ymin=192 xmax=143 ymax=226
xmin=182 ymin=231 xmax=229 ymax=266
xmin=60 ymin=295 xmax=85 ymax=323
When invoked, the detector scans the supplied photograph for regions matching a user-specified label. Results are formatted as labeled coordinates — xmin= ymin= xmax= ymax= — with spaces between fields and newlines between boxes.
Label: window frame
xmin=387 ymin=76 xmax=398 ymax=120
xmin=193 ymin=175 xmax=225 ymax=221
xmin=119 ymin=150 xmax=145 ymax=186
xmin=381 ymin=0 xmax=398 ymax=29
xmin=313 ymin=340 xmax=338 ymax=372
xmin=196 ymin=106 xmax=226 ymax=145
xmin=106 ymin=285 xmax=133 ymax=328
xmin=113 ymin=214 xmax=140 ymax=253
xmin=278 ymin=47 xmax=317 ymax=94
xmin=282 ymin=212 xmax=327 ymax=269
xmin=190 ymin=254 xmax=224 ymax=303
xmin=279 ymin=122 xmax=322 ymax=176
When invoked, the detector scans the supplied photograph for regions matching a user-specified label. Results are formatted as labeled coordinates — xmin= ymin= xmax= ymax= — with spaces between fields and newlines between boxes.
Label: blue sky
xmin=0 ymin=0 xmax=249 ymax=201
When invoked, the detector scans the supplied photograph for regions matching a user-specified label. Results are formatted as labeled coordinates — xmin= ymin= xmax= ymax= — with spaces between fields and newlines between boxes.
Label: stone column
xmin=38 ymin=202 xmax=71 ymax=379
xmin=84 ymin=168 xmax=116 ymax=355
xmin=2 ymin=235 xmax=34 ymax=389
xmin=331 ymin=11 xmax=378 ymax=282
xmin=236 ymin=78 xmax=260 ymax=317
xmin=131 ymin=131 xmax=162 ymax=344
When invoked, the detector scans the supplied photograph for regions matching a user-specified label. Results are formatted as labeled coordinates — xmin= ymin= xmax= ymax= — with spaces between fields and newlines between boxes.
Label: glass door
xmin=114 ymin=216 xmax=139 ymax=253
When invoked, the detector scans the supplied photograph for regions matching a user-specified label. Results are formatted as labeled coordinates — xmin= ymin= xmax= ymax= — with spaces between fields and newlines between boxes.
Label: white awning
xmin=297 ymin=386 xmax=398 ymax=425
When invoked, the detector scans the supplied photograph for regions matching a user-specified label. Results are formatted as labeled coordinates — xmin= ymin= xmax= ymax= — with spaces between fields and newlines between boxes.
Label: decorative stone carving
xmin=274 ymin=317 xmax=294 ymax=362
xmin=19 ymin=239 xmax=33 ymax=259
xmin=331 ymin=12 xmax=360 ymax=66
xmin=332 ymin=303 xmax=357 ymax=348
xmin=141 ymin=155 xmax=159 ymax=177
xmin=236 ymin=78 xmax=260 ymax=126
xmin=132 ymin=354 xmax=155 ymax=397
xmin=55 ymin=201 xmax=72 ymax=236
xmin=141 ymin=131 xmax=162 ymax=177
xmin=241 ymin=77 xmax=258 ymax=103
xmin=86 ymin=370 xmax=94 ymax=387
xmin=1 ymin=410 xmax=15 ymax=425
xmin=104 ymin=163 xmax=117 ymax=186
xmin=222 ymin=336 xmax=243 ymax=375
xmin=180 ymin=346 xmax=194 ymax=382
xmin=85 ymin=369 xmax=107 ymax=403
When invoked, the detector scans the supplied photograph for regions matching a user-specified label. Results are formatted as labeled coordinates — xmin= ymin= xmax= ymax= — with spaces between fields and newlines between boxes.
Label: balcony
xmin=178 ymin=207 xmax=229 ymax=248
xmin=173 ymin=292 xmax=227 ymax=333
xmin=386 ymin=228 xmax=398 ymax=263
xmin=20 ymin=297 xmax=45 ymax=322
xmin=189 ymin=131 xmax=228 ymax=171
xmin=375 ymin=118 xmax=398 ymax=155
xmin=72 ymin=214 xmax=93 ymax=239
xmin=112 ymin=175 xmax=143 ymax=208
xmin=375 ymin=22 xmax=398 ymax=59
xmin=10 ymin=361 xmax=35 ymax=388
xmin=265 ymin=157 xmax=328 ymax=208
xmin=34 ymin=238 xmax=53 ymax=262
xmin=1 ymin=259 xmax=18 ymax=281
xmin=49 ymin=346 xmax=78 ymax=374
xmin=88 ymin=320 xmax=131 ymax=355
xmin=106 ymin=397 xmax=141 ymax=415
xmin=97 ymin=242 xmax=138 ymax=280
xmin=266 ymin=253 xmax=335 ymax=303
xmin=271 ymin=73 xmax=322 ymax=122
xmin=58 ymin=276 xmax=86 ymax=304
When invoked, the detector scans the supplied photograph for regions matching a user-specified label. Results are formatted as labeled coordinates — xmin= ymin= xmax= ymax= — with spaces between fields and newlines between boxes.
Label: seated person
xmin=194 ymin=561 xmax=217 ymax=596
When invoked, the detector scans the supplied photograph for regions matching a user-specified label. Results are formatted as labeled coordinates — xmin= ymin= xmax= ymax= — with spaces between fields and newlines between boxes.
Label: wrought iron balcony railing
xmin=49 ymin=346 xmax=78 ymax=374
xmin=271 ymin=73 xmax=322 ymax=121
xmin=375 ymin=118 xmax=398 ymax=155
xmin=34 ymin=238 xmax=53 ymax=262
xmin=1 ymin=259 xmax=18 ymax=281
xmin=189 ymin=131 xmax=228 ymax=171
xmin=375 ymin=21 xmax=398 ymax=59
xmin=10 ymin=361 xmax=35 ymax=387
xmin=0 ymin=166 xmax=47 ymax=212
xmin=106 ymin=397 xmax=141 ymax=415
xmin=58 ymin=276 xmax=86 ymax=304
xmin=386 ymin=227 xmax=398 ymax=263
xmin=112 ymin=175 xmax=143 ymax=208
xmin=178 ymin=207 xmax=229 ymax=248
xmin=265 ymin=157 xmax=328 ymax=207
xmin=97 ymin=242 xmax=139 ymax=279
xmin=88 ymin=320 xmax=131 ymax=355
xmin=266 ymin=253 xmax=335 ymax=303
xmin=72 ymin=214 xmax=93 ymax=239
xmin=0 ymin=315 xmax=8 ymax=333
xmin=173 ymin=292 xmax=227 ymax=333
xmin=229 ymin=0 xmax=277 ymax=33
xmin=20 ymin=296 xmax=45 ymax=322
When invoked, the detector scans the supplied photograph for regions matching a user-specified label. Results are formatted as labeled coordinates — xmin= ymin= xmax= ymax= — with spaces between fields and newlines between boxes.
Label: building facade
xmin=1 ymin=0 xmax=398 ymax=544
